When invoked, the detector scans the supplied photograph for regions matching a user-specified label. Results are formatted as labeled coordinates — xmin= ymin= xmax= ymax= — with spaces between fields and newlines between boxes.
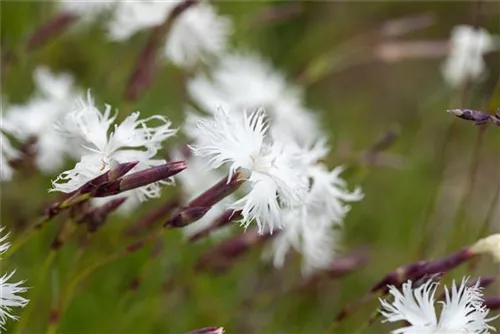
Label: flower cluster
xmin=3 ymin=67 xmax=81 ymax=173
xmin=51 ymin=92 xmax=177 ymax=212
xmin=186 ymin=102 xmax=362 ymax=273
xmin=105 ymin=0 xmax=231 ymax=67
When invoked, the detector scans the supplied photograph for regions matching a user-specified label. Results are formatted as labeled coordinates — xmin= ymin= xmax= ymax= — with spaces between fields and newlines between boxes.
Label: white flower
xmin=107 ymin=1 xmax=231 ymax=67
xmin=442 ymin=25 xmax=498 ymax=87
xmin=0 ymin=227 xmax=29 ymax=330
xmin=268 ymin=140 xmax=363 ymax=275
xmin=58 ymin=0 xmax=115 ymax=20
xmin=3 ymin=66 xmax=80 ymax=173
xmin=107 ymin=1 xmax=172 ymax=41
xmin=187 ymin=52 xmax=319 ymax=144
xmin=380 ymin=278 xmax=496 ymax=334
xmin=190 ymin=108 xmax=308 ymax=233
xmin=170 ymin=147 xmax=234 ymax=239
xmin=164 ymin=2 xmax=231 ymax=67
xmin=51 ymin=93 xmax=177 ymax=212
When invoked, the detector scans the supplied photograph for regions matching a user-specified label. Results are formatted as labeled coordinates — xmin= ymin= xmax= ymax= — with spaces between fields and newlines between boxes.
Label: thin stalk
xmin=448 ymin=125 xmax=487 ymax=252
xmin=50 ymin=230 xmax=165 ymax=333
xmin=13 ymin=251 xmax=56 ymax=334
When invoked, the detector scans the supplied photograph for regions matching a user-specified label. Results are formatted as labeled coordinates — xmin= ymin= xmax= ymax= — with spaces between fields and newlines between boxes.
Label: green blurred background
xmin=1 ymin=1 xmax=500 ymax=333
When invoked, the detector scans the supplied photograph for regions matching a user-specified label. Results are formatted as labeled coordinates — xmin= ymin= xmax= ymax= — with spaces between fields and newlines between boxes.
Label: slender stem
xmin=448 ymin=125 xmax=486 ymax=252
xmin=13 ymin=251 xmax=56 ymax=334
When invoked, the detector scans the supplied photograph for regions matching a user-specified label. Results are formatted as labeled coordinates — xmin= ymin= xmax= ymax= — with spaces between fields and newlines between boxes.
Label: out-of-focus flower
xmin=170 ymin=147 xmax=235 ymax=239
xmin=58 ymin=0 xmax=116 ymax=21
xmin=107 ymin=0 xmax=231 ymax=67
xmin=470 ymin=234 xmax=500 ymax=262
xmin=51 ymin=93 xmax=177 ymax=212
xmin=0 ymin=227 xmax=29 ymax=329
xmin=268 ymin=140 xmax=363 ymax=275
xmin=190 ymin=108 xmax=308 ymax=233
xmin=442 ymin=25 xmax=498 ymax=87
xmin=188 ymin=52 xmax=319 ymax=144
xmin=3 ymin=66 xmax=80 ymax=173
xmin=380 ymin=278 xmax=495 ymax=334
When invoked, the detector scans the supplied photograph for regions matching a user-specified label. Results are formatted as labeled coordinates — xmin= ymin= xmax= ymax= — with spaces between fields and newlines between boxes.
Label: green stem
xmin=13 ymin=251 xmax=56 ymax=334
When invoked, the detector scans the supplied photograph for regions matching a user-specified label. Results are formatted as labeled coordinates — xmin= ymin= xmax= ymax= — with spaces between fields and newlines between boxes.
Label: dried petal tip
xmin=186 ymin=327 xmax=224 ymax=334
xmin=470 ymin=234 xmax=500 ymax=262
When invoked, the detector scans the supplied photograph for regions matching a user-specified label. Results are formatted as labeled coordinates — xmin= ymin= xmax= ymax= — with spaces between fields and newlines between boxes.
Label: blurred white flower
xmin=107 ymin=1 xmax=171 ymax=41
xmin=58 ymin=0 xmax=115 ymax=20
xmin=164 ymin=2 xmax=231 ymax=67
xmin=0 ymin=227 xmax=29 ymax=330
xmin=51 ymin=93 xmax=177 ymax=212
xmin=268 ymin=140 xmax=363 ymax=275
xmin=380 ymin=278 xmax=495 ymax=334
xmin=170 ymin=147 xmax=234 ymax=239
xmin=3 ymin=66 xmax=80 ymax=173
xmin=188 ymin=52 xmax=319 ymax=144
xmin=190 ymin=108 xmax=308 ymax=233
xmin=107 ymin=0 xmax=231 ymax=67
xmin=442 ymin=25 xmax=498 ymax=87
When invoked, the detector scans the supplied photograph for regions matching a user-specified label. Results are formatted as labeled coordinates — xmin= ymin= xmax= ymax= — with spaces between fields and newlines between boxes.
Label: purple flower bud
xmin=484 ymin=296 xmax=500 ymax=310
xmin=186 ymin=327 xmax=224 ymax=334
xmin=447 ymin=109 xmax=491 ymax=125
xmin=93 ymin=161 xmax=186 ymax=197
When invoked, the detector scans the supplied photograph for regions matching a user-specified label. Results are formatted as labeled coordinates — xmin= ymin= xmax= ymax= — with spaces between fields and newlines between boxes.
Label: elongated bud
xmin=166 ymin=207 xmax=211 ymax=228
xmin=447 ymin=109 xmax=491 ymax=125
xmin=370 ymin=261 xmax=428 ymax=293
xmin=470 ymin=234 xmax=500 ymax=262
xmin=189 ymin=210 xmax=242 ymax=242
xmin=196 ymin=229 xmax=273 ymax=272
xmin=301 ymin=251 xmax=369 ymax=289
xmin=27 ymin=12 xmax=77 ymax=50
xmin=375 ymin=41 xmax=449 ymax=62
xmin=379 ymin=12 xmax=435 ymax=37
xmin=164 ymin=169 xmax=249 ymax=228
xmin=123 ymin=198 xmax=180 ymax=236
xmin=93 ymin=161 xmax=186 ymax=197
xmin=79 ymin=161 xmax=139 ymax=194
xmin=186 ymin=327 xmax=224 ymax=334
xmin=126 ymin=0 xmax=198 ymax=101
xmin=484 ymin=297 xmax=500 ymax=310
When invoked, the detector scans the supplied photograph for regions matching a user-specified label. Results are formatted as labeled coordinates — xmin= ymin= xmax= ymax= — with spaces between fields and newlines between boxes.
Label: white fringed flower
xmin=107 ymin=1 xmax=231 ymax=67
xmin=268 ymin=140 xmax=363 ymax=275
xmin=442 ymin=25 xmax=498 ymax=87
xmin=187 ymin=52 xmax=319 ymax=144
xmin=51 ymin=93 xmax=177 ymax=212
xmin=380 ymin=278 xmax=495 ymax=334
xmin=0 ymin=227 xmax=29 ymax=330
xmin=190 ymin=108 xmax=308 ymax=233
xmin=171 ymin=148 xmax=234 ymax=239
xmin=3 ymin=66 xmax=80 ymax=173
